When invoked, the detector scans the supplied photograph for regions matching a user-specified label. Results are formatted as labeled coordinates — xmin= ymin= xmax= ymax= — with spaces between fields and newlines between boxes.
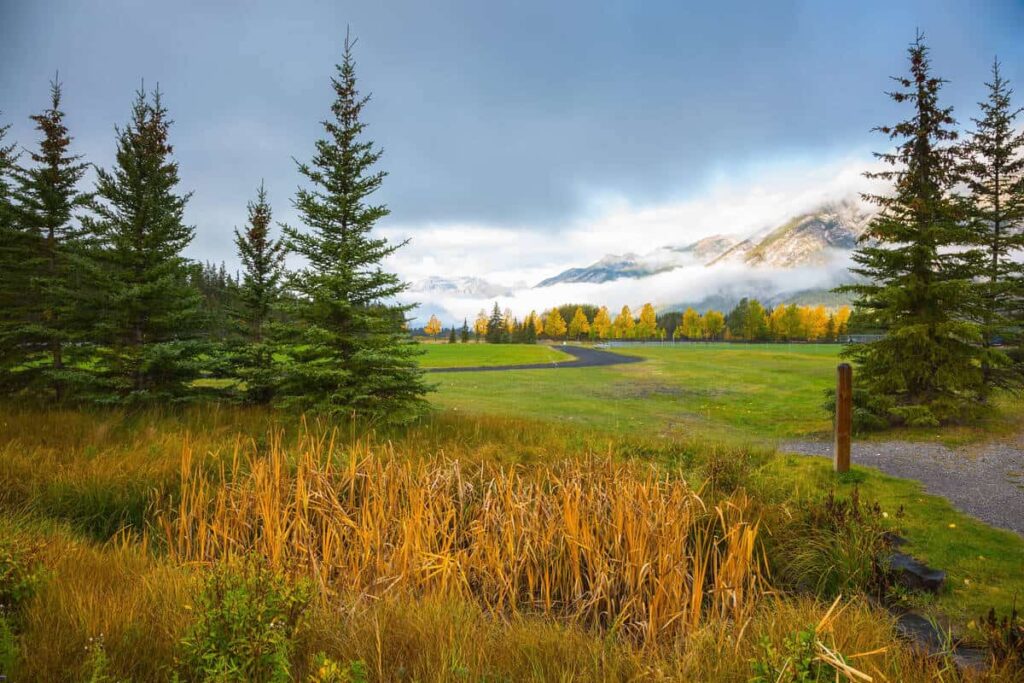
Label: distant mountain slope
xmin=534 ymin=253 xmax=676 ymax=287
xmin=535 ymin=199 xmax=873 ymax=289
xmin=411 ymin=276 xmax=513 ymax=299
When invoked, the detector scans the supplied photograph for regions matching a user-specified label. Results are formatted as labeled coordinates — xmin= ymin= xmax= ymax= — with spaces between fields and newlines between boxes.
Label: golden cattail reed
xmin=162 ymin=428 xmax=766 ymax=645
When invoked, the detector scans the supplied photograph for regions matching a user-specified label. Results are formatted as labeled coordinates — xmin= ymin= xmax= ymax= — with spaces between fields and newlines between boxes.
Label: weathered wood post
xmin=834 ymin=363 xmax=852 ymax=473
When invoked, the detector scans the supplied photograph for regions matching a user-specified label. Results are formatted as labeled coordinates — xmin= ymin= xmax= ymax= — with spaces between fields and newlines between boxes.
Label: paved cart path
xmin=782 ymin=437 xmax=1024 ymax=535
xmin=427 ymin=345 xmax=645 ymax=373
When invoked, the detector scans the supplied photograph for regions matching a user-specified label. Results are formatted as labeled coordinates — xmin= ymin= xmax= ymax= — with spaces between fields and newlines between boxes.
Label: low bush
xmin=176 ymin=558 xmax=312 ymax=682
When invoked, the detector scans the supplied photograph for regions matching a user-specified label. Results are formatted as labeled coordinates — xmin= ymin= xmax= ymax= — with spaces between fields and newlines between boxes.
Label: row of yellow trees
xmin=449 ymin=302 xmax=852 ymax=342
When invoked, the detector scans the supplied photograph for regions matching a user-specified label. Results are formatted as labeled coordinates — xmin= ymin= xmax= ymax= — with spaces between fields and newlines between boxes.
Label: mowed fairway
xmin=419 ymin=342 xmax=572 ymax=368
xmin=429 ymin=343 xmax=841 ymax=442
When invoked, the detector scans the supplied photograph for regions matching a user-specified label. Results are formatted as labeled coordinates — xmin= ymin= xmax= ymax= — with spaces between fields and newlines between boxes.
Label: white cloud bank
xmin=381 ymin=153 xmax=882 ymax=324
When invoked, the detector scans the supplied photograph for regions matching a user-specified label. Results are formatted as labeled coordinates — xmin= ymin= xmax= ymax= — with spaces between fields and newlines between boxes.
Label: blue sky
xmin=2 ymin=0 xmax=1022 ymax=289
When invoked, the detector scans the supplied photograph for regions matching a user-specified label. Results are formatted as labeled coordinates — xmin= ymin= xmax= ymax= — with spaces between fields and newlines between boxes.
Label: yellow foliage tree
xmin=702 ymin=310 xmax=725 ymax=340
xmin=591 ymin=306 xmax=612 ymax=340
xmin=545 ymin=307 xmax=567 ymax=339
xmin=834 ymin=305 xmax=852 ymax=337
xmin=679 ymin=307 xmax=702 ymax=340
xmin=805 ymin=305 xmax=829 ymax=341
xmin=636 ymin=303 xmax=658 ymax=340
xmin=568 ymin=307 xmax=590 ymax=340
xmin=424 ymin=314 xmax=442 ymax=340
xmin=474 ymin=310 xmax=489 ymax=339
xmin=613 ymin=305 xmax=635 ymax=339
xmin=503 ymin=307 xmax=515 ymax=333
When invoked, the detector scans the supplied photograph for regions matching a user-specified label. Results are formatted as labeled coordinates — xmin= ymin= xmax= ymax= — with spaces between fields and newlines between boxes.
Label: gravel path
xmin=781 ymin=436 xmax=1024 ymax=535
xmin=427 ymin=345 xmax=645 ymax=373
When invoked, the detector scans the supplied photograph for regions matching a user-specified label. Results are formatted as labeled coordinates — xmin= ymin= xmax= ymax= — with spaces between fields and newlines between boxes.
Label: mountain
xmin=410 ymin=276 xmax=514 ymax=299
xmin=708 ymin=200 xmax=872 ymax=268
xmin=535 ymin=235 xmax=739 ymax=288
xmin=535 ymin=199 xmax=873 ymax=288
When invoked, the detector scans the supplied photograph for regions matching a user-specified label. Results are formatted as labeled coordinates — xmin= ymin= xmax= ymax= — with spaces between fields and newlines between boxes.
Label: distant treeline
xmin=421 ymin=299 xmax=852 ymax=343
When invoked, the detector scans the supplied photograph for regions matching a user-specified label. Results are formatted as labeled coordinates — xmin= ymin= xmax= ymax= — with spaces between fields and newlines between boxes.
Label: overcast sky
xmin=2 ymin=0 xmax=1022 ymax=287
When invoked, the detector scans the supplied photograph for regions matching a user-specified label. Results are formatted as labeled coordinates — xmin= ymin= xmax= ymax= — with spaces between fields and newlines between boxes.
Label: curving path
xmin=427 ymin=345 xmax=645 ymax=373
xmin=782 ymin=437 xmax=1024 ymax=535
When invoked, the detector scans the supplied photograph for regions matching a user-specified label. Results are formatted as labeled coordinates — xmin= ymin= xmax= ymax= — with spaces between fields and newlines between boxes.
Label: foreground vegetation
xmin=0 ymin=405 xmax=1021 ymax=681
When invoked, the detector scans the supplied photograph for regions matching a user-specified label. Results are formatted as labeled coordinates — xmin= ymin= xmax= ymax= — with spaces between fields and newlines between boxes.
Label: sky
xmin=2 ymin=0 xmax=1023 ymax=319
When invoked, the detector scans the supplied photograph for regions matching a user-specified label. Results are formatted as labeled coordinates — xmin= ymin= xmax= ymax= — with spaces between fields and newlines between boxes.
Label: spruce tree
xmin=960 ymin=59 xmax=1024 ymax=397
xmin=0 ymin=115 xmax=21 ymax=388
xmin=279 ymin=35 xmax=427 ymax=419
xmin=85 ymin=87 xmax=206 ymax=404
xmin=485 ymin=302 xmax=506 ymax=343
xmin=460 ymin=318 xmax=469 ymax=343
xmin=0 ymin=82 xmax=92 ymax=401
xmin=840 ymin=35 xmax=982 ymax=425
xmin=232 ymin=182 xmax=286 ymax=403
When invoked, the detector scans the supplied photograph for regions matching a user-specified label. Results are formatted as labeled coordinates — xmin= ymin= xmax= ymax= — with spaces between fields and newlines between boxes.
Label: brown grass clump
xmin=162 ymin=427 xmax=765 ymax=645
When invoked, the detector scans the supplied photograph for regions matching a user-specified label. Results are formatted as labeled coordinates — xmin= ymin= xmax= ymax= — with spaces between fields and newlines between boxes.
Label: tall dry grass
xmin=162 ymin=427 xmax=765 ymax=645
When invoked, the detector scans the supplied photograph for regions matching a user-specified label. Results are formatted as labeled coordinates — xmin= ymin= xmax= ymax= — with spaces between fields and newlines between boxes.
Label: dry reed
xmin=161 ymin=427 xmax=766 ymax=645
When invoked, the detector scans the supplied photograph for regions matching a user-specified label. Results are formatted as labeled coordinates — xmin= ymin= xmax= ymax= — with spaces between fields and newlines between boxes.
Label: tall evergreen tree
xmin=0 ymin=114 xmax=21 ymax=389
xmin=460 ymin=318 xmax=469 ymax=343
xmin=0 ymin=82 xmax=92 ymax=401
xmin=85 ymin=87 xmax=206 ymax=404
xmin=279 ymin=34 xmax=427 ymax=419
xmin=232 ymin=182 xmax=286 ymax=403
xmin=960 ymin=59 xmax=1024 ymax=397
xmin=840 ymin=35 xmax=982 ymax=426
xmin=485 ymin=302 xmax=507 ymax=343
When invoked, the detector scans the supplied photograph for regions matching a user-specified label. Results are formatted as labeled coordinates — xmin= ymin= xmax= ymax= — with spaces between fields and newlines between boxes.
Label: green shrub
xmin=0 ymin=535 xmax=44 ymax=618
xmin=306 ymin=653 xmax=368 ymax=683
xmin=750 ymin=625 xmax=838 ymax=683
xmin=176 ymin=558 xmax=312 ymax=682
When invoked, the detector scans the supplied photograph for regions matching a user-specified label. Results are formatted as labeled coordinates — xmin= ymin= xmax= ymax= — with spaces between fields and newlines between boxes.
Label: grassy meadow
xmin=0 ymin=343 xmax=1022 ymax=680
xmin=419 ymin=341 xmax=570 ymax=368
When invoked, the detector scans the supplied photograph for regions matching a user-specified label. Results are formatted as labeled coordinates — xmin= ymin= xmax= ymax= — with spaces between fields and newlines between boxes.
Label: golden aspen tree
xmin=503 ymin=307 xmax=515 ymax=333
xmin=591 ymin=306 xmax=612 ymax=339
xmin=474 ymin=310 xmax=489 ymax=339
xmin=703 ymin=310 xmax=725 ymax=340
xmin=424 ymin=314 xmax=442 ymax=340
xmin=613 ymin=305 xmax=635 ymax=339
xmin=806 ymin=305 xmax=829 ymax=340
xmin=636 ymin=303 xmax=658 ymax=340
xmin=568 ymin=307 xmax=590 ymax=340
xmin=834 ymin=305 xmax=852 ymax=337
xmin=681 ymin=307 xmax=702 ymax=339
xmin=545 ymin=307 xmax=567 ymax=339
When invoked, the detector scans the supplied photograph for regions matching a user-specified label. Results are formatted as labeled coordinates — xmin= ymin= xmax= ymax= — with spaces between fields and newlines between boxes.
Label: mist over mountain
xmin=402 ymin=197 xmax=873 ymax=325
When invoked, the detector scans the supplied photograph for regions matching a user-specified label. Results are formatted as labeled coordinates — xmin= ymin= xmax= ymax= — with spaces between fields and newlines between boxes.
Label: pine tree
xmin=960 ymin=59 xmax=1024 ymax=397
xmin=485 ymin=302 xmax=507 ymax=343
xmin=460 ymin=318 xmax=470 ymax=343
xmin=85 ymin=87 xmax=206 ymax=404
xmin=278 ymin=34 xmax=427 ymax=419
xmin=839 ymin=34 xmax=983 ymax=425
xmin=0 ymin=114 xmax=23 ymax=391
xmin=232 ymin=182 xmax=286 ymax=403
xmin=0 ymin=81 xmax=92 ymax=401
xmin=447 ymin=326 xmax=457 ymax=344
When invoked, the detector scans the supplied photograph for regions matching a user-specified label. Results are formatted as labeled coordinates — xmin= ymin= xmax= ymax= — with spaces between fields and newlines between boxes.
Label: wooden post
xmin=834 ymin=363 xmax=852 ymax=473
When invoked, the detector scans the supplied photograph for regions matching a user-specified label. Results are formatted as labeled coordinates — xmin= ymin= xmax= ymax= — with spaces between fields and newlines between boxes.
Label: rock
xmin=888 ymin=552 xmax=946 ymax=593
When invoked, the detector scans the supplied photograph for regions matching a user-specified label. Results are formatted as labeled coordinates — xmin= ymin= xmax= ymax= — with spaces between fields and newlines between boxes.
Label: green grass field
xmin=419 ymin=342 xmax=570 ymax=368
xmin=429 ymin=343 xmax=841 ymax=441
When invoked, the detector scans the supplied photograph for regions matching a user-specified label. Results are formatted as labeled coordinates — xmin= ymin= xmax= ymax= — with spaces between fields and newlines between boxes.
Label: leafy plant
xmin=176 ymin=558 xmax=312 ymax=682
xmin=0 ymin=535 xmax=45 ymax=619
xmin=306 ymin=653 xmax=368 ymax=683
xmin=750 ymin=625 xmax=836 ymax=683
